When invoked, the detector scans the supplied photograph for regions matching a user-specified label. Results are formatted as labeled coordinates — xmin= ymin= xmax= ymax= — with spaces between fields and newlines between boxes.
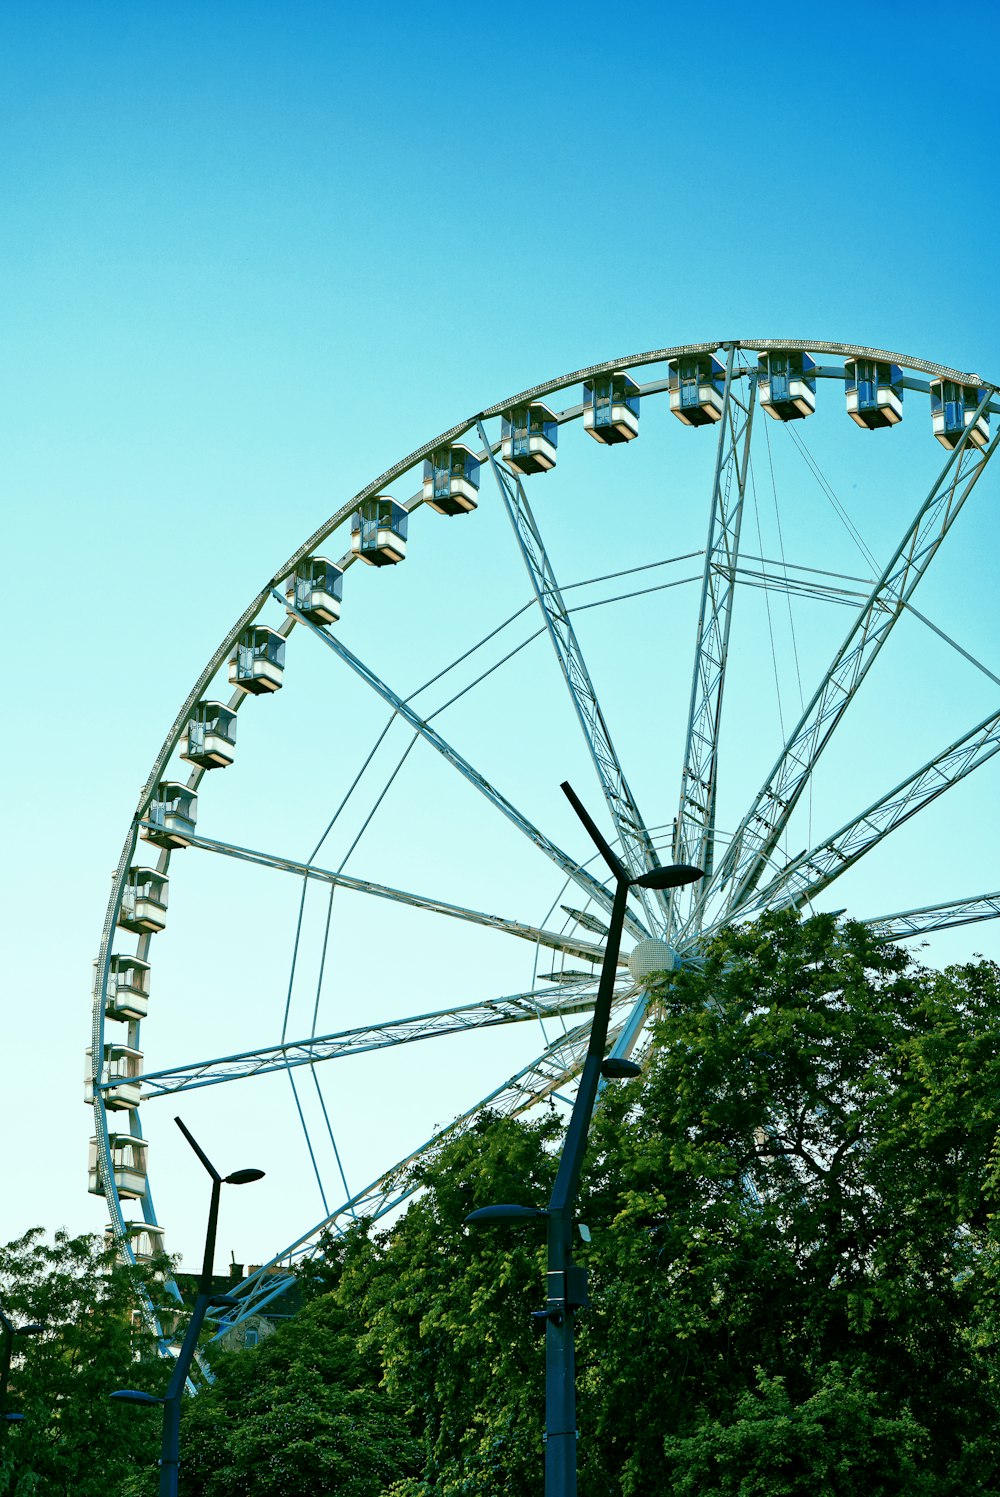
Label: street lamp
xmin=467 ymin=780 xmax=703 ymax=1497
xmin=111 ymin=1116 xmax=264 ymax=1497
xmin=0 ymin=1307 xmax=43 ymax=1448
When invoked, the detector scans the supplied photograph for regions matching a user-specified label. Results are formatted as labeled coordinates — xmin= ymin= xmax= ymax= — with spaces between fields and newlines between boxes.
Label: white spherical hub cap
xmin=627 ymin=938 xmax=681 ymax=985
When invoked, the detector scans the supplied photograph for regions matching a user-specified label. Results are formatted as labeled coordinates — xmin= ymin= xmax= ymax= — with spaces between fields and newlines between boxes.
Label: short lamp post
xmin=467 ymin=781 xmax=703 ymax=1497
xmin=111 ymin=1117 xmax=264 ymax=1497
xmin=0 ymin=1306 xmax=43 ymax=1448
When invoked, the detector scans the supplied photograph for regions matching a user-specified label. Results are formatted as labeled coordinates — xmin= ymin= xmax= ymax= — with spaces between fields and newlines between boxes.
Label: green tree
xmin=301 ymin=1111 xmax=560 ymax=1495
xmin=576 ymin=911 xmax=1000 ymax=1492
xmin=178 ymin=1292 xmax=419 ymax=1496
xmin=45 ymin=911 xmax=1000 ymax=1496
xmin=0 ymin=1228 xmax=163 ymax=1497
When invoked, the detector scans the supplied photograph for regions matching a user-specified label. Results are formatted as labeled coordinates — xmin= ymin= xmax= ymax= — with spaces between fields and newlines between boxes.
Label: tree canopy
xmin=8 ymin=912 xmax=1000 ymax=1494
xmin=0 ymin=1229 xmax=163 ymax=1496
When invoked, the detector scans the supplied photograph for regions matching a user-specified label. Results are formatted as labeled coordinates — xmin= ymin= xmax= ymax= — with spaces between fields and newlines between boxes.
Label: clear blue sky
xmin=3 ymin=2 xmax=999 ymax=1267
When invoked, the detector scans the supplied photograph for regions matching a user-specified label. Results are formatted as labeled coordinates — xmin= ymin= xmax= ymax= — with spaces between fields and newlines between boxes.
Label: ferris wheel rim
xmin=89 ymin=336 xmax=1000 ymax=1342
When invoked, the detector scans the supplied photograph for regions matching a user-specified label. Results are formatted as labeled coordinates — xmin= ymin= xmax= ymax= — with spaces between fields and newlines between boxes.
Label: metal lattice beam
xmin=478 ymin=420 xmax=662 ymax=926
xmin=691 ymin=400 xmax=999 ymax=923
xmin=732 ymin=704 xmax=1000 ymax=919
xmin=672 ymin=348 xmax=756 ymax=932
xmin=865 ymin=892 xmax=1000 ymax=942
xmin=129 ymin=984 xmax=604 ymax=1098
xmin=205 ymin=997 xmax=635 ymax=1337
xmin=278 ymin=590 xmax=650 ymax=940
xmin=174 ymin=826 xmax=618 ymax=966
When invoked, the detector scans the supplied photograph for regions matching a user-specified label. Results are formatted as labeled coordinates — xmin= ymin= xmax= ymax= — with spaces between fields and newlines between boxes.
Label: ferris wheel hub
xmin=627 ymin=938 xmax=681 ymax=985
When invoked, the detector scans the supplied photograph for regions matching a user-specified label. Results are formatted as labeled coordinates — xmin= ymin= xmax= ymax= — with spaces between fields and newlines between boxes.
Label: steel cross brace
xmin=864 ymin=891 xmax=1000 ymax=941
xmin=130 ymin=984 xmax=604 ymax=1098
xmin=279 ymin=591 xmax=650 ymax=942
xmin=477 ymin=420 xmax=663 ymax=930
xmin=692 ymin=394 xmax=1000 ymax=923
xmin=671 ymin=346 xmax=756 ymax=934
xmin=733 ymin=702 xmax=1000 ymax=919
xmin=205 ymin=1002 xmax=634 ymax=1338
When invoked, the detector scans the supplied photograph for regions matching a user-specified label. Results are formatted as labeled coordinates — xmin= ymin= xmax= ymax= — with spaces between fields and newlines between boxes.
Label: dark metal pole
xmin=110 ymin=1123 xmax=263 ymax=1492
xmin=544 ymin=873 xmax=630 ymax=1497
xmin=542 ymin=783 xmax=635 ymax=1497
xmin=0 ymin=1313 xmax=13 ymax=1451
xmin=155 ymin=1121 xmax=233 ymax=1497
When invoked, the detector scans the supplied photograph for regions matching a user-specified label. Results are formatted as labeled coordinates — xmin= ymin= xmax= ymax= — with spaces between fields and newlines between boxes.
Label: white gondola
xmin=501 ymin=403 xmax=558 ymax=475
xmin=229 ymin=626 xmax=285 ymax=694
xmin=88 ymin=1133 xmax=148 ymax=1198
xmin=351 ymin=497 xmax=408 ymax=566
xmin=142 ymin=782 xmax=197 ymax=849
xmin=422 ymin=445 xmax=481 ymax=516
xmin=179 ymin=701 xmax=237 ymax=769
xmin=118 ymin=867 xmax=168 ymax=934
xmin=668 ymin=354 xmax=726 ymax=426
xmin=103 ymin=955 xmax=150 ymax=1021
xmin=757 ymin=351 xmax=817 ymax=421
xmin=844 ymin=359 xmax=903 ymax=429
xmin=929 ymin=379 xmax=990 ymax=449
xmin=85 ymin=1045 xmax=143 ymax=1111
xmin=106 ymin=1221 xmax=165 ymax=1262
xmin=285 ymin=557 xmax=344 ymax=624
xmin=583 ymin=373 xmax=640 ymax=444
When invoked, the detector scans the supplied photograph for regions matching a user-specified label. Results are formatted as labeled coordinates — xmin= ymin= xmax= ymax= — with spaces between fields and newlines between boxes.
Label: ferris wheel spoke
xmin=672 ymin=348 xmax=757 ymax=934
xmin=132 ymin=982 xmax=605 ymax=1099
xmin=177 ymin=825 xmax=622 ymax=963
xmin=864 ymin=891 xmax=1000 ymax=942
xmin=276 ymin=589 xmax=650 ymax=939
xmin=729 ymin=703 xmax=1000 ymax=921
xmin=205 ymin=1001 xmax=634 ymax=1337
xmin=695 ymin=399 xmax=1000 ymax=920
xmin=477 ymin=422 xmax=663 ymax=927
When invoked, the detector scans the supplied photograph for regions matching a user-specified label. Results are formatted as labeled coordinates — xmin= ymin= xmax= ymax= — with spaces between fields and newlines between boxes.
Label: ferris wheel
xmin=88 ymin=339 xmax=1000 ymax=1347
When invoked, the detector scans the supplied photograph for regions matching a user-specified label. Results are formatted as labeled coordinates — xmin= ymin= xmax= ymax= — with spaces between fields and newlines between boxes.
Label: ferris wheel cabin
xmin=844 ymin=359 xmax=904 ymax=429
xmin=107 ymin=1222 xmax=165 ymax=1263
xmin=229 ymin=626 xmax=286 ymax=694
xmin=668 ymin=355 xmax=726 ymax=426
xmin=179 ymin=701 xmax=237 ymax=769
xmin=583 ymin=373 xmax=640 ymax=444
xmin=286 ymin=557 xmax=344 ymax=624
xmin=85 ymin=1044 xmax=143 ymax=1111
xmin=757 ymin=351 xmax=817 ymax=421
xmin=117 ymin=867 xmax=168 ymax=934
xmin=422 ymin=445 xmax=481 ymax=516
xmin=88 ymin=1133 xmax=148 ymax=1199
xmin=501 ymin=402 xmax=558 ymax=475
xmin=142 ymin=782 xmax=197 ymax=850
xmin=351 ymin=498 xmax=408 ymax=565
xmin=929 ymin=379 xmax=991 ymax=449
xmin=104 ymin=955 xmax=151 ymax=1022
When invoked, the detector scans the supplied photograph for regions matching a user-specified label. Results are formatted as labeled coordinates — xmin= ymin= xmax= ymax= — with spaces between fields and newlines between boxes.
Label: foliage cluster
xmin=7 ymin=913 xmax=1000 ymax=1493
xmin=0 ymin=1229 xmax=164 ymax=1496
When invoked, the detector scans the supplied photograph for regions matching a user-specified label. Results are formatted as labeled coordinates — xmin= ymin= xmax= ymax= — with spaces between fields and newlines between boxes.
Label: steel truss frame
xmin=89 ymin=340 xmax=1000 ymax=1364
xmin=688 ymin=396 xmax=999 ymax=928
xmin=672 ymin=346 xmax=757 ymax=931
xmin=477 ymin=421 xmax=662 ymax=929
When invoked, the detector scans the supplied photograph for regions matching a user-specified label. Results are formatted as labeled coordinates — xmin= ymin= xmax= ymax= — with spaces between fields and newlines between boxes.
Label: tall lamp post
xmin=0 ymin=1305 xmax=43 ymax=1448
xmin=111 ymin=1117 xmax=264 ymax=1497
xmin=467 ymin=781 xmax=703 ymax=1497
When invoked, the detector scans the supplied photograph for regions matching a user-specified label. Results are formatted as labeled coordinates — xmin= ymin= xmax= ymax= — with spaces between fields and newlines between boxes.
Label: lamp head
xmin=631 ymin=864 xmax=703 ymax=891
xmin=224 ymin=1168 xmax=265 ymax=1186
xmin=110 ymin=1389 xmax=164 ymax=1406
xmin=464 ymin=1204 xmax=547 ymax=1225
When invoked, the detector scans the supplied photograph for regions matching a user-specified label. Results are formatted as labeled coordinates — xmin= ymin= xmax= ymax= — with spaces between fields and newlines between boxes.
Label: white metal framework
xmin=89 ymin=339 xmax=1000 ymax=1357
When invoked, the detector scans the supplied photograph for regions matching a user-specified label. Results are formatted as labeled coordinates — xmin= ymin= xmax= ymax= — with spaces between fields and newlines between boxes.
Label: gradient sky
xmin=3 ymin=1 xmax=999 ymax=1270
